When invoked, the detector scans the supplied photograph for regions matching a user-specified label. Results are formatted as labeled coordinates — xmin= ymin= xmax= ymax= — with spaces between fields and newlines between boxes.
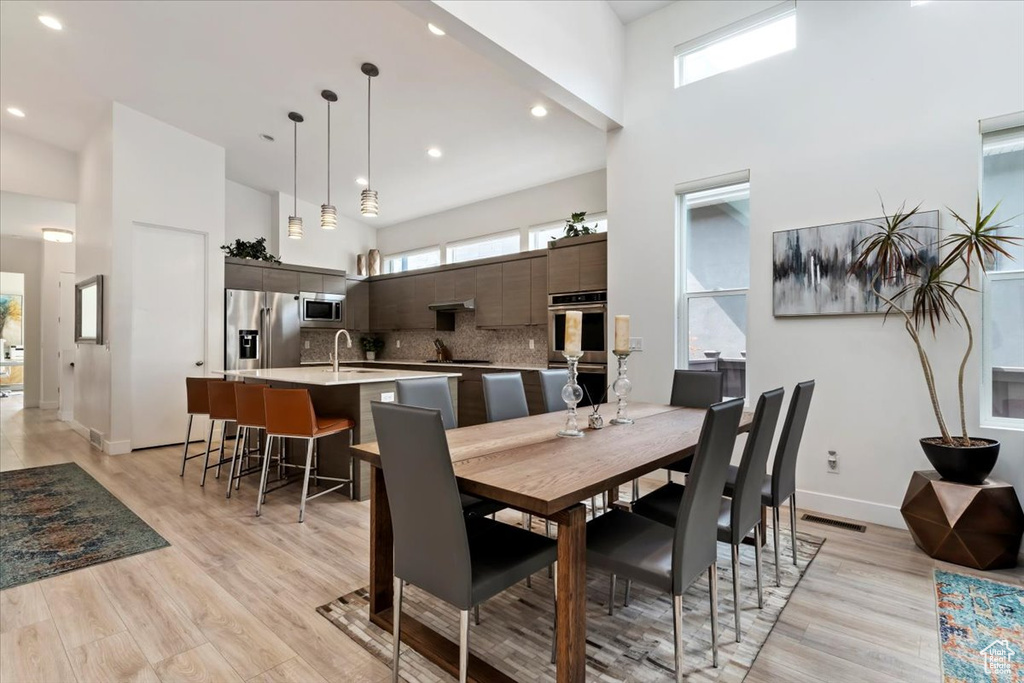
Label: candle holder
xmin=558 ymin=352 xmax=585 ymax=438
xmin=611 ymin=350 xmax=634 ymax=425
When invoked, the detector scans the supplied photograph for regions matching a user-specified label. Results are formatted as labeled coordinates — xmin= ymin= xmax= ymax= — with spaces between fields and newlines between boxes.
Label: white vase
xmin=366 ymin=351 xmax=376 ymax=361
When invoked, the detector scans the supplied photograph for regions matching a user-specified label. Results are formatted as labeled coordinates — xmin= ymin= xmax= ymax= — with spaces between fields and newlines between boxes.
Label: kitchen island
xmin=223 ymin=366 xmax=461 ymax=500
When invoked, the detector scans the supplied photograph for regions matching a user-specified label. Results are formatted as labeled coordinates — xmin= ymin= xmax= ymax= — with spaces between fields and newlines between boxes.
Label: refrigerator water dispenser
xmin=238 ymin=330 xmax=259 ymax=360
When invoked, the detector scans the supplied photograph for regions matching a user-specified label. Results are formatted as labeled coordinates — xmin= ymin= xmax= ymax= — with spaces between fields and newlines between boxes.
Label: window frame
xmin=382 ymin=246 xmax=441 ymax=274
xmin=445 ymin=229 xmax=522 ymax=265
xmin=674 ymin=0 xmax=796 ymax=88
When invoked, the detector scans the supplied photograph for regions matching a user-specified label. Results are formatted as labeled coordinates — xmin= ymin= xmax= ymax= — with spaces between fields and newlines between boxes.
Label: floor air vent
xmin=89 ymin=429 xmax=103 ymax=449
xmin=801 ymin=513 xmax=866 ymax=533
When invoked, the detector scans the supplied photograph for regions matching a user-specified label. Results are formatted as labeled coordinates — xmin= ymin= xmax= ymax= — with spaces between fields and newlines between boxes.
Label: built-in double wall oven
xmin=299 ymin=291 xmax=345 ymax=328
xmin=548 ymin=291 xmax=607 ymax=406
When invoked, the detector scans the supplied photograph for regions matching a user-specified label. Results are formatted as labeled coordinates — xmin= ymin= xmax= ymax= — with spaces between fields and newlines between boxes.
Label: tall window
xmin=981 ymin=123 xmax=1024 ymax=425
xmin=446 ymin=231 xmax=520 ymax=264
xmin=383 ymin=247 xmax=441 ymax=274
xmin=678 ymin=177 xmax=750 ymax=397
xmin=675 ymin=1 xmax=795 ymax=87
xmin=529 ymin=214 xmax=608 ymax=250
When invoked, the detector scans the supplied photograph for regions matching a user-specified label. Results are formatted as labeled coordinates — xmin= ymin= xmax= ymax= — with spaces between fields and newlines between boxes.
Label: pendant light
xmin=320 ymin=90 xmax=338 ymax=229
xmin=360 ymin=63 xmax=380 ymax=218
xmin=287 ymin=111 xmax=304 ymax=239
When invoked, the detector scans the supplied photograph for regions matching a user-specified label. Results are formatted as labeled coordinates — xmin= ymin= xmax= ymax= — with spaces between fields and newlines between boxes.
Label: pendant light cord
xmin=293 ymin=120 xmax=298 ymax=215
xmin=367 ymin=74 xmax=372 ymax=190
xmin=326 ymin=99 xmax=331 ymax=204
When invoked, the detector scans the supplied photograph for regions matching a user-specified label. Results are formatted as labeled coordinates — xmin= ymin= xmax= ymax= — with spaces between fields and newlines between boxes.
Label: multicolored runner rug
xmin=0 ymin=463 xmax=168 ymax=589
xmin=934 ymin=569 xmax=1024 ymax=682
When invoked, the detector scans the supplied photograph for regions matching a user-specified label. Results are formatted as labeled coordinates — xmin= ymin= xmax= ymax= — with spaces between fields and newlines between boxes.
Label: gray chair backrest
xmin=370 ymin=401 xmax=473 ymax=610
xmin=396 ymin=377 xmax=457 ymax=430
xmin=670 ymin=370 xmax=724 ymax=409
xmin=770 ymin=380 xmax=815 ymax=506
xmin=538 ymin=369 xmax=569 ymax=413
xmin=482 ymin=372 xmax=530 ymax=423
xmin=728 ymin=388 xmax=785 ymax=543
xmin=671 ymin=397 xmax=744 ymax=595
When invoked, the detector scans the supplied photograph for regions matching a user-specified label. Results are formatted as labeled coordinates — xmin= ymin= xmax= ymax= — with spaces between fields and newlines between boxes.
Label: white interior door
xmin=131 ymin=224 xmax=207 ymax=449
xmin=58 ymin=271 xmax=76 ymax=421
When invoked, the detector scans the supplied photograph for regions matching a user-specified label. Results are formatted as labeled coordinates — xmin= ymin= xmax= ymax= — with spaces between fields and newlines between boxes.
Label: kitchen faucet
xmin=333 ymin=329 xmax=352 ymax=373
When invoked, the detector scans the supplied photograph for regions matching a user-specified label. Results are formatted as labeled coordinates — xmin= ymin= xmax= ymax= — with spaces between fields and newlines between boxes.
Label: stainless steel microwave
xmin=547 ymin=291 xmax=607 ymax=366
xmin=299 ymin=291 xmax=345 ymax=328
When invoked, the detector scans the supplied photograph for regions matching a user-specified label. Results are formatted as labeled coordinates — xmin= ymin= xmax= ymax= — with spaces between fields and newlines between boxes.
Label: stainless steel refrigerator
xmin=225 ymin=290 xmax=301 ymax=371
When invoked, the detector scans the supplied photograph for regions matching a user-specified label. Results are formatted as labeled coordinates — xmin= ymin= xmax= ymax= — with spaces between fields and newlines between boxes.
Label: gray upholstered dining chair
xmin=538 ymin=368 xmax=569 ymax=413
xmin=586 ymin=397 xmax=745 ymax=679
xmin=395 ymin=377 xmax=505 ymax=520
xmin=632 ymin=388 xmax=785 ymax=642
xmin=665 ymin=370 xmax=724 ymax=482
xmin=724 ymin=380 xmax=815 ymax=586
xmin=370 ymin=401 xmax=558 ymax=683
xmin=482 ymin=372 xmax=530 ymax=423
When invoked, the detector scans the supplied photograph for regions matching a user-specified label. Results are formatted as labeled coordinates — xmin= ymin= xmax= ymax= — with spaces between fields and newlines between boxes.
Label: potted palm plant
xmin=850 ymin=199 xmax=1020 ymax=484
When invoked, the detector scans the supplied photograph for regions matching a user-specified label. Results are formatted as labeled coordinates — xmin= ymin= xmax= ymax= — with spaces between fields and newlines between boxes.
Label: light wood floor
xmin=1 ymin=396 xmax=1020 ymax=683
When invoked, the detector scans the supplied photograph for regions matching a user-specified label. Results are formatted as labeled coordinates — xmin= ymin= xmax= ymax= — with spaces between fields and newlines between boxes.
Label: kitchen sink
xmin=322 ymin=368 xmax=376 ymax=374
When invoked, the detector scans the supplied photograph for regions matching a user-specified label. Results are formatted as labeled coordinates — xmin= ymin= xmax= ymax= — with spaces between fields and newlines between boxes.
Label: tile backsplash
xmin=301 ymin=312 xmax=548 ymax=367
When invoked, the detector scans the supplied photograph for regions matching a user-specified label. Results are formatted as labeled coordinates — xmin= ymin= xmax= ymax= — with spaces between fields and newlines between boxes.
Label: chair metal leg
xmin=732 ymin=543 xmax=741 ymax=642
xmin=754 ymin=523 xmax=764 ymax=609
xmin=458 ymin=609 xmax=470 ymax=683
xmin=474 ymin=604 xmax=480 ymax=626
xmin=773 ymin=505 xmax=781 ymax=586
xmin=226 ymin=426 xmax=244 ymax=498
xmin=608 ymin=573 xmax=617 ymax=616
xmin=602 ymin=491 xmax=608 ymax=510
xmin=255 ymin=436 xmax=274 ymax=517
xmin=392 ymin=576 xmax=403 ymax=683
xmin=591 ymin=496 xmax=598 ymax=519
xmin=672 ymin=592 xmax=684 ymax=683
xmin=200 ymin=421 xmax=216 ymax=487
xmin=298 ymin=438 xmax=315 ymax=523
xmin=790 ymin=493 xmax=798 ymax=566
xmin=180 ymin=415 xmax=193 ymax=477
xmin=624 ymin=579 xmax=631 ymax=607
xmin=632 ymin=478 xmax=639 ymax=502
xmin=667 ymin=471 xmax=673 ymax=483
xmin=215 ymin=423 xmax=227 ymax=479
xmin=709 ymin=563 xmax=719 ymax=668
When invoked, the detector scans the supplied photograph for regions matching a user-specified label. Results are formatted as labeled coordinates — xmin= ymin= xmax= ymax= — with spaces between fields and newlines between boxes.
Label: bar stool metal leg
xmin=298 ymin=438 xmax=316 ymax=523
xmin=255 ymin=435 xmax=274 ymax=517
xmin=226 ymin=426 xmax=244 ymax=498
xmin=180 ymin=415 xmax=194 ymax=477
xmin=200 ymin=421 xmax=216 ymax=487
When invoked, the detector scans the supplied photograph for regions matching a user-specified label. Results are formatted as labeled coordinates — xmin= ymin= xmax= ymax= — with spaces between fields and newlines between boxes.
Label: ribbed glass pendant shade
xmin=287 ymin=215 xmax=303 ymax=239
xmin=360 ymin=189 xmax=379 ymax=217
xmin=320 ymin=204 xmax=337 ymax=229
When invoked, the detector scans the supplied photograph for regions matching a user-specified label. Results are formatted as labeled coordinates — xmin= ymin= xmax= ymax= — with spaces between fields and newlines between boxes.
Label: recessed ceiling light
xmin=531 ymin=105 xmax=548 ymax=118
xmin=38 ymin=15 xmax=62 ymax=30
xmin=355 ymin=177 xmax=368 ymax=186
xmin=427 ymin=147 xmax=443 ymax=158
xmin=258 ymin=133 xmax=275 ymax=142
xmin=427 ymin=23 xmax=446 ymax=36
xmin=6 ymin=107 xmax=25 ymax=118
xmin=42 ymin=228 xmax=74 ymax=243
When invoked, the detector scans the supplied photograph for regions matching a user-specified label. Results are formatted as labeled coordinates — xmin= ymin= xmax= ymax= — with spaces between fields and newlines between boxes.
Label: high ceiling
xmin=0 ymin=1 xmax=607 ymax=227
xmin=606 ymin=0 xmax=675 ymax=25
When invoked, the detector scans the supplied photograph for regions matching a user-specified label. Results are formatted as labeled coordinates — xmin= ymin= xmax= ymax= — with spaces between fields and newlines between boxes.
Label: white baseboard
xmin=39 ymin=400 xmax=58 ymax=410
xmin=104 ymin=439 xmax=132 ymax=455
xmin=69 ymin=420 xmax=90 ymax=440
xmin=795 ymin=489 xmax=906 ymax=530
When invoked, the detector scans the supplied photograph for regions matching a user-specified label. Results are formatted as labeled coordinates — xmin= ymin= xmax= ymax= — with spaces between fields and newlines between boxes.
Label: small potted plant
xmin=220 ymin=237 xmax=281 ymax=264
xmin=360 ymin=335 xmax=384 ymax=361
xmin=849 ymin=198 xmax=1020 ymax=484
xmin=550 ymin=211 xmax=600 ymax=245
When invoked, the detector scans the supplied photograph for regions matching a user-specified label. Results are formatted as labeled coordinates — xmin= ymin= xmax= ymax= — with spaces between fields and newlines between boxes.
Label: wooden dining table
xmin=350 ymin=401 xmax=753 ymax=683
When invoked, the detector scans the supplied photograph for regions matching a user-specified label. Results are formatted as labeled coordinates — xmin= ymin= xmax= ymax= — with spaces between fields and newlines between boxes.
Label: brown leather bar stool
xmin=181 ymin=377 xmax=215 ymax=477
xmin=202 ymin=380 xmax=240 ymax=487
xmin=226 ymin=383 xmax=276 ymax=499
xmin=258 ymin=388 xmax=355 ymax=522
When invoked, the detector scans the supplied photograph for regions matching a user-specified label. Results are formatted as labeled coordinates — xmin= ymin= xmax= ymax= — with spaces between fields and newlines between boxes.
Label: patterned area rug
xmin=934 ymin=569 xmax=1024 ymax=682
xmin=318 ymin=525 xmax=823 ymax=682
xmin=0 ymin=463 xmax=168 ymax=589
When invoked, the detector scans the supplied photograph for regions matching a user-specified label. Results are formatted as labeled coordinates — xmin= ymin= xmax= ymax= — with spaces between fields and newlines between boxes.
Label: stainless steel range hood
xmin=428 ymin=298 xmax=475 ymax=312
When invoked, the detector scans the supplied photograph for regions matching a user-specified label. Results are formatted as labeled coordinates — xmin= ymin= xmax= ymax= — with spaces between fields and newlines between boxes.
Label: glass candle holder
xmin=558 ymin=353 xmax=585 ymax=438
xmin=611 ymin=350 xmax=634 ymax=425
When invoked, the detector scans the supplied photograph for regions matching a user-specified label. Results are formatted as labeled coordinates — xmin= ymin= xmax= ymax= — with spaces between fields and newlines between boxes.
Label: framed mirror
xmin=75 ymin=275 xmax=104 ymax=344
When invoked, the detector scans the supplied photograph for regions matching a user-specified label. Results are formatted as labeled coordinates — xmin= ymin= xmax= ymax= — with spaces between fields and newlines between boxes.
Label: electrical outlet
xmin=380 ymin=391 xmax=395 ymax=403
xmin=827 ymin=450 xmax=839 ymax=474
xmin=529 ymin=339 xmax=535 ymax=350
xmin=396 ymin=339 xmax=401 ymax=349
xmin=629 ymin=337 xmax=643 ymax=352
xmin=304 ymin=340 xmax=310 ymax=349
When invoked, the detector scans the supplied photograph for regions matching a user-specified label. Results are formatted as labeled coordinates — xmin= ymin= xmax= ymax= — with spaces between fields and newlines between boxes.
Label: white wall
xmin=608 ymin=0 xmax=1024 ymax=525
xmin=376 ymin=169 xmax=607 ymax=257
xmin=273 ymin=191 xmax=376 ymax=274
xmin=0 ymin=129 xmax=78 ymax=202
xmin=0 ymin=237 xmax=41 ymax=407
xmin=225 ymin=179 xmax=272 ymax=245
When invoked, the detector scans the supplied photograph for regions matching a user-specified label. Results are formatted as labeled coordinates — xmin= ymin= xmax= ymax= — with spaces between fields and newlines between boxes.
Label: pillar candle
xmin=564 ymin=310 xmax=582 ymax=357
xmin=614 ymin=315 xmax=630 ymax=354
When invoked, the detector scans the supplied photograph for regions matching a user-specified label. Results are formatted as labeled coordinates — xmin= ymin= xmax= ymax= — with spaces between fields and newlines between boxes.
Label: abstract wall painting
xmin=772 ymin=210 xmax=939 ymax=317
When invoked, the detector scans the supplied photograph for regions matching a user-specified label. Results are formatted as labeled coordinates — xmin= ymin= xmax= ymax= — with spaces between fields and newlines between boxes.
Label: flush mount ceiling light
xmin=360 ymin=63 xmax=380 ymax=218
xmin=287 ymin=111 xmax=304 ymax=239
xmin=6 ymin=107 xmax=25 ymax=118
xmin=355 ymin=177 xmax=368 ymax=186
xmin=530 ymin=105 xmax=548 ymax=118
xmin=259 ymin=133 xmax=275 ymax=142
xmin=427 ymin=23 xmax=446 ymax=36
xmin=38 ymin=15 xmax=62 ymax=30
xmin=42 ymin=228 xmax=73 ymax=243
xmin=320 ymin=89 xmax=338 ymax=230
xmin=427 ymin=147 xmax=443 ymax=158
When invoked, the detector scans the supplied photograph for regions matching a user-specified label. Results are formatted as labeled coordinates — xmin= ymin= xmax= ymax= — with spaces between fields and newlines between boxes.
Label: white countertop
xmin=303 ymin=359 xmax=550 ymax=372
xmin=222 ymin=366 xmax=461 ymax=386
